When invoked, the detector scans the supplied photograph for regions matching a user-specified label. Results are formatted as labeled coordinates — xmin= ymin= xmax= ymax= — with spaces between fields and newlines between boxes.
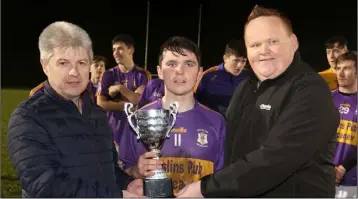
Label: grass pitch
xmin=1 ymin=89 xmax=29 ymax=197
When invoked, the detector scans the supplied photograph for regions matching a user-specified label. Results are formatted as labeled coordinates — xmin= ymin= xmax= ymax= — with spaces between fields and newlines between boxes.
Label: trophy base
xmin=144 ymin=178 xmax=174 ymax=198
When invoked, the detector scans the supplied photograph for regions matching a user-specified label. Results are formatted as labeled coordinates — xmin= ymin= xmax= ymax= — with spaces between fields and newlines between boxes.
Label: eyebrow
xmin=57 ymin=58 xmax=68 ymax=62
xmin=336 ymin=65 xmax=354 ymax=68
xmin=165 ymin=59 xmax=197 ymax=64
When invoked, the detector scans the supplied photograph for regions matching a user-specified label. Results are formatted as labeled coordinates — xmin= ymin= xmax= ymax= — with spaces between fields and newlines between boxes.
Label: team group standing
xmin=7 ymin=5 xmax=357 ymax=198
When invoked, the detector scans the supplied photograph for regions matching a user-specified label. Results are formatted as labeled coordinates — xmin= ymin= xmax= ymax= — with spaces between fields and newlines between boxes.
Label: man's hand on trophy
xmin=335 ymin=165 xmax=346 ymax=185
xmin=175 ymin=180 xmax=203 ymax=198
xmin=135 ymin=151 xmax=163 ymax=178
xmin=124 ymin=178 xmax=144 ymax=197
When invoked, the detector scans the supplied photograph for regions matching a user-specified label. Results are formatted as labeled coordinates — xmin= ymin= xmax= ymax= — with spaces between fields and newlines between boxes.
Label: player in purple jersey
xmin=97 ymin=34 xmax=152 ymax=149
xmin=194 ymin=39 xmax=249 ymax=117
xmin=29 ymin=55 xmax=107 ymax=102
xmin=137 ymin=78 xmax=165 ymax=109
xmin=119 ymin=36 xmax=226 ymax=194
xmin=89 ymin=55 xmax=106 ymax=103
xmin=332 ymin=51 xmax=357 ymax=198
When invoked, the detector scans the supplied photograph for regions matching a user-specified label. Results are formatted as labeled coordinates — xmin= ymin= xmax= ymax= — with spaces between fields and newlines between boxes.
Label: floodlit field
xmin=1 ymin=89 xmax=29 ymax=197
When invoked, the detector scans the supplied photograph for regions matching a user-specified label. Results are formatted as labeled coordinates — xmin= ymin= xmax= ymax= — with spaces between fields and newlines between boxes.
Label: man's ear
xmin=290 ymin=34 xmax=299 ymax=51
xmin=41 ymin=59 xmax=49 ymax=76
xmin=157 ymin=65 xmax=163 ymax=80
xmin=223 ymin=54 xmax=227 ymax=63
xmin=129 ymin=46 xmax=135 ymax=56
xmin=197 ymin=66 xmax=203 ymax=81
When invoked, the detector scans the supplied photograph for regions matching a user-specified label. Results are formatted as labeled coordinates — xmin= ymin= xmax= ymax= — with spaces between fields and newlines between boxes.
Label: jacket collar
xmin=43 ymin=81 xmax=92 ymax=116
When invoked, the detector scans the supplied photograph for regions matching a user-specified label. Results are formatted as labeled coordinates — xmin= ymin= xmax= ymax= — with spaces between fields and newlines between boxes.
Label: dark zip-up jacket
xmin=200 ymin=52 xmax=340 ymax=197
xmin=7 ymin=81 xmax=132 ymax=197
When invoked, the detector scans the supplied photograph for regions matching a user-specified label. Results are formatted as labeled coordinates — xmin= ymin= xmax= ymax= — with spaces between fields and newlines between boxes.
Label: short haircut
xmin=325 ymin=36 xmax=347 ymax=49
xmin=336 ymin=51 xmax=357 ymax=70
xmin=224 ymin=39 xmax=247 ymax=57
xmin=92 ymin=55 xmax=107 ymax=65
xmin=158 ymin=36 xmax=201 ymax=66
xmin=244 ymin=5 xmax=294 ymax=36
xmin=38 ymin=21 xmax=93 ymax=63
xmin=111 ymin=34 xmax=135 ymax=48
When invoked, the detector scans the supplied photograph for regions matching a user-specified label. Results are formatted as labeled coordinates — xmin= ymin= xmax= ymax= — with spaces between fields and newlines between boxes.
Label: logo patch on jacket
xmin=260 ymin=104 xmax=271 ymax=111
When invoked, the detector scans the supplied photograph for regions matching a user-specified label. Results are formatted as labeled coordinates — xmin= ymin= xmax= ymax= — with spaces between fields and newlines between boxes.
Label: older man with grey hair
xmin=7 ymin=21 xmax=143 ymax=198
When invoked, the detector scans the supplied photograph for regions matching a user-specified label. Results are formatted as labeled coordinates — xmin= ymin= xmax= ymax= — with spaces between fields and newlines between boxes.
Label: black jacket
xmin=200 ymin=52 xmax=340 ymax=197
xmin=7 ymin=81 xmax=132 ymax=197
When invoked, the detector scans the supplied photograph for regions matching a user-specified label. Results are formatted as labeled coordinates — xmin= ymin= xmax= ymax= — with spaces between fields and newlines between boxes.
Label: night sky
xmin=2 ymin=0 xmax=357 ymax=89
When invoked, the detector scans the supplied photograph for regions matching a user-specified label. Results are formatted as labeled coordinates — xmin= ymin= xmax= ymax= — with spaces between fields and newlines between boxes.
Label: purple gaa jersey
xmin=332 ymin=90 xmax=357 ymax=186
xmin=137 ymin=78 xmax=165 ymax=109
xmin=119 ymin=99 xmax=226 ymax=193
xmin=29 ymin=81 xmax=98 ymax=103
xmin=97 ymin=65 xmax=151 ymax=145
xmin=195 ymin=63 xmax=249 ymax=117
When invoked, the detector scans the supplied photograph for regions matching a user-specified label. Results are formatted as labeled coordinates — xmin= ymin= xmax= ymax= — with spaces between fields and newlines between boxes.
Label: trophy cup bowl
xmin=124 ymin=102 xmax=179 ymax=198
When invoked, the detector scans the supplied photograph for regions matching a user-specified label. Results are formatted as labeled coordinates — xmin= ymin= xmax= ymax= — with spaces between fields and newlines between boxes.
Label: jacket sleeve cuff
xmin=200 ymin=174 xmax=213 ymax=198
xmin=122 ymin=175 xmax=135 ymax=190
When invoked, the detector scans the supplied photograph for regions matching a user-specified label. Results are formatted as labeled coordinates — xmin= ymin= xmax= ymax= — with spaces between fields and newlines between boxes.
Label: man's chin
xmin=169 ymin=88 xmax=193 ymax=96
xmin=66 ymin=87 xmax=87 ymax=96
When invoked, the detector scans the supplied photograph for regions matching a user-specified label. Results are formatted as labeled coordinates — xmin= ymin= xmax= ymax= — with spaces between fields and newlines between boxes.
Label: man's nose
xmin=69 ymin=66 xmax=79 ymax=77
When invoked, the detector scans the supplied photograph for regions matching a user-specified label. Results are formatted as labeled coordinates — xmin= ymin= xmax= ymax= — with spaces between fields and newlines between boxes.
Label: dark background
xmin=2 ymin=0 xmax=357 ymax=89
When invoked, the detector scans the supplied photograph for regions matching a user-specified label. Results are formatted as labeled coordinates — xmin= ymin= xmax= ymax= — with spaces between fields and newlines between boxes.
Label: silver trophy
xmin=124 ymin=102 xmax=179 ymax=198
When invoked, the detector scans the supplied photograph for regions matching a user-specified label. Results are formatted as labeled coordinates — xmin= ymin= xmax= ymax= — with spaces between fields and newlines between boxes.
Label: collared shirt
xmin=319 ymin=68 xmax=337 ymax=90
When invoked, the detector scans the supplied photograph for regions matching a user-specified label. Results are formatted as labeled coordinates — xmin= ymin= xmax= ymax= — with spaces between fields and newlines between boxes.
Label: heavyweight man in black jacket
xmin=7 ymin=21 xmax=142 ymax=197
xmin=176 ymin=6 xmax=340 ymax=198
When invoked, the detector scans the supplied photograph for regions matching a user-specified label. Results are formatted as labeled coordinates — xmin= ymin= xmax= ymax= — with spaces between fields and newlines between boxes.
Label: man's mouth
xmin=67 ymin=81 xmax=81 ymax=86
xmin=260 ymin=58 xmax=275 ymax=61
xmin=174 ymin=80 xmax=186 ymax=84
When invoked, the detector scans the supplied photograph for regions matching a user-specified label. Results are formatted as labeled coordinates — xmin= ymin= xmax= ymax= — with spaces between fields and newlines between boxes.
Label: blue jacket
xmin=7 ymin=81 xmax=132 ymax=197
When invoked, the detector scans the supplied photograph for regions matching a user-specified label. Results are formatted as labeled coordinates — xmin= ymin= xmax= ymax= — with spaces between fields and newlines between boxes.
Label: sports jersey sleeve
xmin=137 ymin=81 xmax=154 ymax=109
xmin=194 ymin=76 xmax=206 ymax=103
xmin=214 ymin=119 xmax=226 ymax=171
xmin=97 ymin=71 xmax=113 ymax=98
xmin=138 ymin=70 xmax=152 ymax=88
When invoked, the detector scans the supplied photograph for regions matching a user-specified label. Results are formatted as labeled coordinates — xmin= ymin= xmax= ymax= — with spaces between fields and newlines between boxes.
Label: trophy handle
xmin=124 ymin=103 xmax=141 ymax=139
xmin=166 ymin=102 xmax=179 ymax=138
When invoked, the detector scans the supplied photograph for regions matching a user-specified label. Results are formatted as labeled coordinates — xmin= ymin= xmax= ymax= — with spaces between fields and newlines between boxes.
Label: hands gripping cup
xmin=124 ymin=102 xmax=179 ymax=198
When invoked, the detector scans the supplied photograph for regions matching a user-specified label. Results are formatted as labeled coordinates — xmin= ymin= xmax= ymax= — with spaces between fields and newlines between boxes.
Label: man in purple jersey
xmin=89 ymin=55 xmax=106 ymax=103
xmin=195 ymin=39 xmax=249 ymax=117
xmin=97 ymin=34 xmax=152 ymax=149
xmin=332 ymin=51 xmax=357 ymax=198
xmin=137 ymin=78 xmax=164 ymax=109
xmin=119 ymin=36 xmax=226 ymax=194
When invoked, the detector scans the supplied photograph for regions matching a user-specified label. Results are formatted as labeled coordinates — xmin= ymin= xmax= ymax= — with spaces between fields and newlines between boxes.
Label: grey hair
xmin=38 ymin=21 xmax=93 ymax=63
